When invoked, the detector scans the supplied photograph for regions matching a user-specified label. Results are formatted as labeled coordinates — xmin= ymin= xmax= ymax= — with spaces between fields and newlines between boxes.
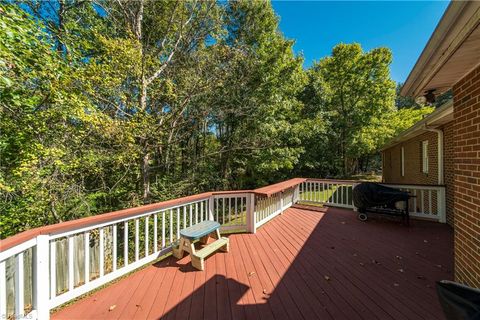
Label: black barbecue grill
xmin=352 ymin=182 xmax=414 ymax=225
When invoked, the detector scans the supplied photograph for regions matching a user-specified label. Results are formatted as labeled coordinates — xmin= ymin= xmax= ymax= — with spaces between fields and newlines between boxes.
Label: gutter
xmin=425 ymin=126 xmax=444 ymax=185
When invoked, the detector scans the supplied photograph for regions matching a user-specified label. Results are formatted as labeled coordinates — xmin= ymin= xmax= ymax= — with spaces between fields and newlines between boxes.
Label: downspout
xmin=425 ymin=125 xmax=444 ymax=185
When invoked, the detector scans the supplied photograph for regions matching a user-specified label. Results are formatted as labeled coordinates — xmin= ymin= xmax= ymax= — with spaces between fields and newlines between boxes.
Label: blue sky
xmin=271 ymin=1 xmax=450 ymax=83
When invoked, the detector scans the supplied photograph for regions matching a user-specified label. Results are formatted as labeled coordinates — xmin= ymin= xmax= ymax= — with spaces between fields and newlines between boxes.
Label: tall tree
xmin=301 ymin=43 xmax=396 ymax=176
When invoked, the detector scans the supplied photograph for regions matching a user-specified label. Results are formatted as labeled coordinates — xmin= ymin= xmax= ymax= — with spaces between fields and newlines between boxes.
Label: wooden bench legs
xmin=172 ymin=230 xmax=229 ymax=271
xmin=172 ymin=237 xmax=195 ymax=259
xmin=215 ymin=229 xmax=229 ymax=252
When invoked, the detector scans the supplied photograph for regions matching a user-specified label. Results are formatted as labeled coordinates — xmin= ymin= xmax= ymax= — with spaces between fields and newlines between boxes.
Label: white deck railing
xmin=381 ymin=183 xmax=446 ymax=223
xmin=254 ymin=186 xmax=297 ymax=231
xmin=298 ymin=179 xmax=446 ymax=223
xmin=0 ymin=179 xmax=301 ymax=320
xmin=0 ymin=178 xmax=446 ymax=319
xmin=300 ymin=179 xmax=355 ymax=208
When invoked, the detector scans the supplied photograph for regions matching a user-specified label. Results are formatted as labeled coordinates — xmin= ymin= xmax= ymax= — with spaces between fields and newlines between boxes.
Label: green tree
xmin=300 ymin=43 xmax=396 ymax=176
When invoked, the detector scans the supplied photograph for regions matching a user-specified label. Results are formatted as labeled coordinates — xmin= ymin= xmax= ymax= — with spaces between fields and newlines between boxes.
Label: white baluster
xmin=99 ymin=228 xmax=104 ymax=277
xmin=413 ymin=190 xmax=417 ymax=213
xmin=195 ymin=203 xmax=199 ymax=222
xmin=169 ymin=210 xmax=173 ymax=244
xmin=123 ymin=222 xmax=128 ymax=267
xmin=153 ymin=214 xmax=158 ymax=253
xmin=183 ymin=207 xmax=187 ymax=229
xmin=145 ymin=216 xmax=149 ymax=257
xmin=177 ymin=208 xmax=180 ymax=239
xmin=135 ymin=219 xmax=139 ymax=261
xmin=0 ymin=261 xmax=7 ymax=319
xmin=162 ymin=211 xmax=166 ymax=248
xmin=85 ymin=232 xmax=90 ymax=282
xmin=421 ymin=190 xmax=425 ymax=214
xmin=50 ymin=241 xmax=56 ymax=298
xmin=113 ymin=224 xmax=117 ymax=271
xmin=15 ymin=252 xmax=24 ymax=318
xmin=428 ymin=190 xmax=432 ymax=215
xmin=228 ymin=198 xmax=231 ymax=223
xmin=34 ymin=235 xmax=49 ymax=319
xmin=68 ymin=236 xmax=75 ymax=289
xmin=189 ymin=205 xmax=193 ymax=226
xmin=234 ymin=197 xmax=238 ymax=222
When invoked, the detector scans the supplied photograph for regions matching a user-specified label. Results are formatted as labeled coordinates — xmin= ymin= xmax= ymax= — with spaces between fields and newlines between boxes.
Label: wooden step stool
xmin=172 ymin=220 xmax=229 ymax=271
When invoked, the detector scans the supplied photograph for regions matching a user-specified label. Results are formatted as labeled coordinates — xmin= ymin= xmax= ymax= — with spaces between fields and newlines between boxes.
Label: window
xmin=401 ymin=147 xmax=405 ymax=176
xmin=422 ymin=140 xmax=429 ymax=174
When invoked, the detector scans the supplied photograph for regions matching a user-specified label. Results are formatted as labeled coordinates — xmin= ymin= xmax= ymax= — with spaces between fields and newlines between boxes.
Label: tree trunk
xmin=56 ymin=0 xmax=66 ymax=54
xmin=141 ymin=151 xmax=150 ymax=203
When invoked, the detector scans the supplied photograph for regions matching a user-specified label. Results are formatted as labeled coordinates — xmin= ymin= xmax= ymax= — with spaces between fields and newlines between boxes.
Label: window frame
xmin=421 ymin=140 xmax=429 ymax=174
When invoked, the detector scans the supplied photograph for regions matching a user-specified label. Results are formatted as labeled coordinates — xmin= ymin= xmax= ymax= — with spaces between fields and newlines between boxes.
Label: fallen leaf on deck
xmin=436 ymin=264 xmax=442 ymax=268
xmin=324 ymin=275 xmax=331 ymax=281
xmin=359 ymin=262 xmax=364 ymax=266
xmin=423 ymin=240 xmax=429 ymax=243
xmin=109 ymin=305 xmax=116 ymax=311
xmin=263 ymin=289 xmax=268 ymax=294
xmin=393 ymin=283 xmax=400 ymax=287
xmin=395 ymin=255 xmax=402 ymax=260
xmin=398 ymin=269 xmax=404 ymax=273
xmin=248 ymin=271 xmax=256 ymax=277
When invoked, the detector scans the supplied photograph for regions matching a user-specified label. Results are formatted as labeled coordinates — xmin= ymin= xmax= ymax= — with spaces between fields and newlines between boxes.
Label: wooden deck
xmin=52 ymin=206 xmax=453 ymax=320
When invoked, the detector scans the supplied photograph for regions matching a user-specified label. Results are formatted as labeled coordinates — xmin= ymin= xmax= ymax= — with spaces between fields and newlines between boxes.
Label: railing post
xmin=246 ymin=193 xmax=256 ymax=234
xmin=280 ymin=191 xmax=284 ymax=214
xmin=438 ymin=187 xmax=446 ymax=223
xmin=293 ymin=184 xmax=300 ymax=204
xmin=0 ymin=260 xmax=6 ymax=320
xmin=208 ymin=195 xmax=214 ymax=220
xmin=35 ymin=235 xmax=50 ymax=319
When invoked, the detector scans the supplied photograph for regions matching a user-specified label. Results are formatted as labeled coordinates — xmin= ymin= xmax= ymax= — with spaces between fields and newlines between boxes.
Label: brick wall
xmin=452 ymin=64 xmax=480 ymax=287
xmin=382 ymin=131 xmax=439 ymax=185
xmin=443 ymin=122 xmax=455 ymax=226
xmin=382 ymin=123 xmax=455 ymax=226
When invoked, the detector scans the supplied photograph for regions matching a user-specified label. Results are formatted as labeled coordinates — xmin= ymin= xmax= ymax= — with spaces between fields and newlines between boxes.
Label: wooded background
xmin=0 ymin=0 xmax=434 ymax=238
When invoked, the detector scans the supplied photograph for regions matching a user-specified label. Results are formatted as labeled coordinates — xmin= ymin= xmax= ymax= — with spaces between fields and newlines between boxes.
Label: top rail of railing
xmin=253 ymin=178 xmax=306 ymax=196
xmin=306 ymin=178 xmax=446 ymax=188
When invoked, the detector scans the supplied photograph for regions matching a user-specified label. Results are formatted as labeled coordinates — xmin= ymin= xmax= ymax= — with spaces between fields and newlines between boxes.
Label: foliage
xmin=298 ymin=44 xmax=435 ymax=177
xmin=0 ymin=1 xmax=431 ymax=237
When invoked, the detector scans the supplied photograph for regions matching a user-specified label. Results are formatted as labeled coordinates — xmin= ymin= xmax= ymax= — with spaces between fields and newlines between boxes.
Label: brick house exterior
xmin=444 ymin=122 xmax=455 ymax=227
xmin=383 ymin=131 xmax=440 ymax=185
xmin=389 ymin=2 xmax=480 ymax=287
xmin=382 ymin=103 xmax=454 ymax=225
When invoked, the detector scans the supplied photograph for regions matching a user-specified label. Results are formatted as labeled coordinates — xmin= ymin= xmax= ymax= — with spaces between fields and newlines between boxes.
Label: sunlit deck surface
xmin=52 ymin=206 xmax=453 ymax=320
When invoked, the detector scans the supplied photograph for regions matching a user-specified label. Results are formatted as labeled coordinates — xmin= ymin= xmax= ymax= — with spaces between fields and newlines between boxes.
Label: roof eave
xmin=401 ymin=1 xmax=479 ymax=97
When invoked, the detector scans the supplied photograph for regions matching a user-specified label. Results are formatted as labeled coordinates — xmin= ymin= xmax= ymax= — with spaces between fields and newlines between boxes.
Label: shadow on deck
xmin=52 ymin=206 xmax=453 ymax=320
